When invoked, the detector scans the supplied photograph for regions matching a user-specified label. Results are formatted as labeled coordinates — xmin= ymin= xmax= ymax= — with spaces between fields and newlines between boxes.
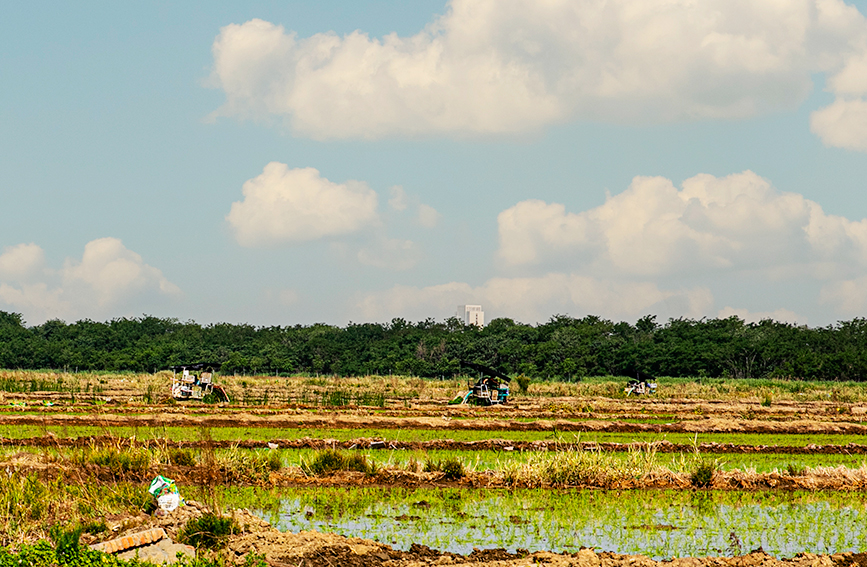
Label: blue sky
xmin=2 ymin=0 xmax=867 ymax=327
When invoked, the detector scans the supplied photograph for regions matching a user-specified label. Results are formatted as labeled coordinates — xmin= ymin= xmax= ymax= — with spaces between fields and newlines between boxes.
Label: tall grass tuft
xmin=301 ymin=449 xmax=376 ymax=476
xmin=168 ymin=448 xmax=197 ymax=467
xmin=216 ymin=446 xmax=282 ymax=483
xmin=503 ymin=444 xmax=664 ymax=488
xmin=424 ymin=457 xmax=465 ymax=480
xmin=691 ymin=461 xmax=717 ymax=488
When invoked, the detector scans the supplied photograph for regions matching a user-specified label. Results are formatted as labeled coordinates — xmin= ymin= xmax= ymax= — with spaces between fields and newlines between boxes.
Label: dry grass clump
xmin=215 ymin=446 xmax=282 ymax=483
xmin=501 ymin=443 xmax=668 ymax=488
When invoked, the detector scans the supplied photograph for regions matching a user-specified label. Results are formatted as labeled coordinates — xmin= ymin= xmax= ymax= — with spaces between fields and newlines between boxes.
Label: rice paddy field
xmin=2 ymin=369 xmax=867 ymax=566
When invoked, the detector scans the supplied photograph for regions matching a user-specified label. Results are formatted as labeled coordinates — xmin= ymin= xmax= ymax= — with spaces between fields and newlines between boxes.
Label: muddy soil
xmin=94 ymin=499 xmax=867 ymax=567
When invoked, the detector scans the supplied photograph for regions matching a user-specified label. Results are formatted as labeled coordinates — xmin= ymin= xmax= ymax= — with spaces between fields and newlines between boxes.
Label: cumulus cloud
xmin=62 ymin=238 xmax=180 ymax=306
xmin=810 ymin=47 xmax=867 ymax=152
xmin=417 ymin=204 xmax=441 ymax=228
xmin=209 ymin=0 xmax=867 ymax=139
xmin=0 ymin=283 xmax=68 ymax=322
xmin=227 ymin=163 xmax=379 ymax=246
xmin=498 ymin=170 xmax=867 ymax=279
xmin=0 ymin=238 xmax=180 ymax=324
xmin=0 ymin=243 xmax=45 ymax=282
xmin=811 ymin=97 xmax=867 ymax=151
xmin=355 ymin=274 xmax=712 ymax=324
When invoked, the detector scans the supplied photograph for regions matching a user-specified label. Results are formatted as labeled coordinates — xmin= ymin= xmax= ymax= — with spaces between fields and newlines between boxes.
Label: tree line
xmin=0 ymin=310 xmax=866 ymax=380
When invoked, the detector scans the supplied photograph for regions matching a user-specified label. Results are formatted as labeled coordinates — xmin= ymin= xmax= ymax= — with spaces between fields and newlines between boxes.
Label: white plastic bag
xmin=157 ymin=492 xmax=181 ymax=512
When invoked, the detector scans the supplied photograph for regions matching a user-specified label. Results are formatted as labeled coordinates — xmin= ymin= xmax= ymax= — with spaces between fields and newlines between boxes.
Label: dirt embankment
xmin=99 ymin=501 xmax=867 ymax=567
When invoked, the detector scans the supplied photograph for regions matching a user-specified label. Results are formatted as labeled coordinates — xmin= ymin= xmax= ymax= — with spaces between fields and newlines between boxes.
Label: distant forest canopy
xmin=1 ymin=310 xmax=866 ymax=381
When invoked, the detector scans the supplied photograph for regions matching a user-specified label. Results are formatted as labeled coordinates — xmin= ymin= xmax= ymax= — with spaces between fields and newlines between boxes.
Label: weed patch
xmin=690 ymin=461 xmax=716 ymax=488
xmin=302 ymin=449 xmax=376 ymax=476
xmin=178 ymin=513 xmax=238 ymax=549
xmin=424 ymin=457 xmax=465 ymax=480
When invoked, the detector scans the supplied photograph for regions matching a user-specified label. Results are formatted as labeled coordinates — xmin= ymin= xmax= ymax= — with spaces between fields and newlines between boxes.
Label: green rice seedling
xmin=178 ymin=513 xmax=238 ymax=549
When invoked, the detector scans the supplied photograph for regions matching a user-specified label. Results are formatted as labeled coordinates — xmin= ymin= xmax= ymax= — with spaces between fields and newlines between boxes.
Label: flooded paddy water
xmin=239 ymin=487 xmax=867 ymax=560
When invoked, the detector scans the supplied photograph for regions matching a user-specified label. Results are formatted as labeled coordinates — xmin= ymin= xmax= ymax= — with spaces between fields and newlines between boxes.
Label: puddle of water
xmin=255 ymin=488 xmax=867 ymax=559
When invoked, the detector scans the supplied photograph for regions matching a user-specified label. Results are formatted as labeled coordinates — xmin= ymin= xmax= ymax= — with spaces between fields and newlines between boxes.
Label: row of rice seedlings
xmin=249 ymin=485 xmax=867 ymax=558
xmin=17 ymin=420 xmax=867 ymax=451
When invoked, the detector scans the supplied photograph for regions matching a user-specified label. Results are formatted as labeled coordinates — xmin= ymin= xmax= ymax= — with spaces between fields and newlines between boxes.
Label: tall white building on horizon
xmin=457 ymin=305 xmax=485 ymax=327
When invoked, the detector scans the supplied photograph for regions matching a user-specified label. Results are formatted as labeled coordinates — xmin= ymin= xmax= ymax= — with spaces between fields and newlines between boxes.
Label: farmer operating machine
xmin=451 ymin=361 xmax=511 ymax=406
xmin=169 ymin=362 xmax=230 ymax=402
xmin=624 ymin=370 xmax=658 ymax=396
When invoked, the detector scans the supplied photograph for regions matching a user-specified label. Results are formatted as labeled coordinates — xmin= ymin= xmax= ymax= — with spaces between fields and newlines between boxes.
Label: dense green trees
xmin=0 ymin=310 xmax=865 ymax=380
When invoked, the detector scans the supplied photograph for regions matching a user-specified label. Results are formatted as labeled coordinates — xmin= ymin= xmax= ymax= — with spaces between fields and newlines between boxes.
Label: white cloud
xmin=717 ymin=306 xmax=805 ymax=325
xmin=498 ymin=170 xmax=867 ymax=279
xmin=417 ymin=204 xmax=441 ymax=228
xmin=0 ymin=283 xmax=68 ymax=323
xmin=0 ymin=238 xmax=180 ymax=324
xmin=62 ymin=238 xmax=180 ymax=306
xmin=226 ymin=163 xmax=379 ymax=246
xmin=209 ymin=1 xmax=867 ymax=139
xmin=388 ymin=185 xmax=408 ymax=211
xmin=810 ymin=97 xmax=867 ymax=151
xmin=0 ymin=243 xmax=45 ymax=282
xmin=356 ymin=274 xmax=712 ymax=324
xmin=810 ymin=48 xmax=867 ymax=152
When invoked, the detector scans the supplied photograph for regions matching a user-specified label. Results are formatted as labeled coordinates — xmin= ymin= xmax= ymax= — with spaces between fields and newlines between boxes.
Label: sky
xmin=2 ymin=0 xmax=867 ymax=328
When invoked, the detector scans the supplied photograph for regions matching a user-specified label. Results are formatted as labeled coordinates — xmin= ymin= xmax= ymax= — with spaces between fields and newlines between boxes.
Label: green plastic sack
xmin=148 ymin=475 xmax=177 ymax=498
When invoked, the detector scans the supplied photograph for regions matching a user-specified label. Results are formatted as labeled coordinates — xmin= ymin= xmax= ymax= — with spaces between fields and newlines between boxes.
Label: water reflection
xmin=259 ymin=489 xmax=866 ymax=559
